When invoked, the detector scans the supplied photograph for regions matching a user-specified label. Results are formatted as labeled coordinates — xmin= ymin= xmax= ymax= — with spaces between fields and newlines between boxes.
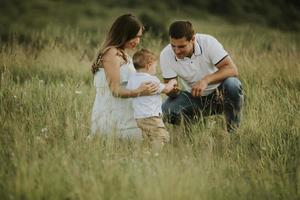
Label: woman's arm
xmin=102 ymin=48 xmax=158 ymax=98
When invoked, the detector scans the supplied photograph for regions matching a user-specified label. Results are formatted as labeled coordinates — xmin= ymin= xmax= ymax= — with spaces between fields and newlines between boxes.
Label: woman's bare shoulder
xmin=102 ymin=47 xmax=122 ymax=63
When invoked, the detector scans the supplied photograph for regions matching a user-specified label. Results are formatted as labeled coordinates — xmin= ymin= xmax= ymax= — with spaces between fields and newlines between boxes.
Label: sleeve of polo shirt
xmin=158 ymin=83 xmax=165 ymax=93
xmin=160 ymin=50 xmax=177 ymax=79
xmin=207 ymin=36 xmax=228 ymax=65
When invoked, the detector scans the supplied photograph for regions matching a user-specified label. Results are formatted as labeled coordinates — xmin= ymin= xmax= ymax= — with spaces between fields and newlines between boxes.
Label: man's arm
xmin=191 ymin=56 xmax=238 ymax=97
xmin=204 ymin=55 xmax=238 ymax=84
xmin=160 ymin=48 xmax=180 ymax=97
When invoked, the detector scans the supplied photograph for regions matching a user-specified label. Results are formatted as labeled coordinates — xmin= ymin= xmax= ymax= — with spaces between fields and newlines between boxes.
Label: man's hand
xmin=191 ymin=79 xmax=208 ymax=97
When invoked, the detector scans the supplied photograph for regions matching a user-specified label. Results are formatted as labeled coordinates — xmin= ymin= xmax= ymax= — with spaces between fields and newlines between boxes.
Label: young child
xmin=126 ymin=49 xmax=177 ymax=152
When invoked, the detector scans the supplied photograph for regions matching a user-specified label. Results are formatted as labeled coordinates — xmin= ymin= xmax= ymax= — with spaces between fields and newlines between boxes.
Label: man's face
xmin=170 ymin=36 xmax=194 ymax=59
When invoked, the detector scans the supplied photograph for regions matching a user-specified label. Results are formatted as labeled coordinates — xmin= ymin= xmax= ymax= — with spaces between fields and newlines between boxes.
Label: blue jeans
xmin=162 ymin=77 xmax=244 ymax=132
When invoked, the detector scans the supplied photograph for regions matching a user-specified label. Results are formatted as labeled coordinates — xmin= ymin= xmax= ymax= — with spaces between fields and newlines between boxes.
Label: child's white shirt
xmin=126 ymin=72 xmax=165 ymax=119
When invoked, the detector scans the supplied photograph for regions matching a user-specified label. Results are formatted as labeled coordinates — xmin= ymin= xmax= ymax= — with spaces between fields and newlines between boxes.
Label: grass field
xmin=0 ymin=17 xmax=299 ymax=199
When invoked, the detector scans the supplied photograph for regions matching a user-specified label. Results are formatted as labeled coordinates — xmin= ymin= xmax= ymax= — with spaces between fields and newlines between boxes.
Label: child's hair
xmin=132 ymin=48 xmax=157 ymax=70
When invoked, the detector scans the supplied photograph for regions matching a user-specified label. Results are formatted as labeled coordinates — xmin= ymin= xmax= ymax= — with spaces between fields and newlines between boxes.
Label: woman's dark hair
xmin=92 ymin=14 xmax=144 ymax=74
xmin=169 ymin=21 xmax=195 ymax=41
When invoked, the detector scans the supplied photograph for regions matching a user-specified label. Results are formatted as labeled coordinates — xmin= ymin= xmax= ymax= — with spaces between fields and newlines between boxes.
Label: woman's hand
xmin=136 ymin=81 xmax=160 ymax=96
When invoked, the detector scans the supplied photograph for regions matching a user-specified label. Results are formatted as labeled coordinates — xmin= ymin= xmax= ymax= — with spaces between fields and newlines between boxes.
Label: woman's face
xmin=124 ymin=28 xmax=143 ymax=49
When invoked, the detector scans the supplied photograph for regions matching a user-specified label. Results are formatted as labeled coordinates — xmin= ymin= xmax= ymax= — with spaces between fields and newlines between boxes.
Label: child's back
xmin=126 ymin=49 xmax=177 ymax=152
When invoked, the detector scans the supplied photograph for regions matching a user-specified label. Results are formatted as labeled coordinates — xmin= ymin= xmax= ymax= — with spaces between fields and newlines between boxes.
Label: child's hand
xmin=168 ymin=79 xmax=177 ymax=87
xmin=163 ymin=79 xmax=179 ymax=94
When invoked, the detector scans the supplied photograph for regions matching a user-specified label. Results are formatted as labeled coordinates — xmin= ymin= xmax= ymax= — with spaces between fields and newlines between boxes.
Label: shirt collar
xmin=134 ymin=72 xmax=151 ymax=76
xmin=194 ymin=38 xmax=202 ymax=56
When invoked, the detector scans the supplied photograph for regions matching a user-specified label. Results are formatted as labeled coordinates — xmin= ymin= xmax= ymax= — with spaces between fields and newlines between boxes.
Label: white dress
xmin=91 ymin=58 xmax=142 ymax=139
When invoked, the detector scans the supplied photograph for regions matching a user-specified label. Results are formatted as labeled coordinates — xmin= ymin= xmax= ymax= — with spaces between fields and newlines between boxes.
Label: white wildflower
xmin=41 ymin=127 xmax=48 ymax=133
xmin=75 ymin=90 xmax=82 ymax=94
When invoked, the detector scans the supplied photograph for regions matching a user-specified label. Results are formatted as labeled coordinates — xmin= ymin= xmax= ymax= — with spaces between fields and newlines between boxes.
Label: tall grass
xmin=0 ymin=22 xmax=299 ymax=200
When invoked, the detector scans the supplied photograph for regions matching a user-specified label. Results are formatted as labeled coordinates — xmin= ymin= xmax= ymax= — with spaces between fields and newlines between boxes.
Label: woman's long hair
xmin=91 ymin=14 xmax=143 ymax=74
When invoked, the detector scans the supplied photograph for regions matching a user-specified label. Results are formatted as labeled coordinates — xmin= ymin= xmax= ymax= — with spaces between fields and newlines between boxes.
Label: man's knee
xmin=222 ymin=77 xmax=243 ymax=98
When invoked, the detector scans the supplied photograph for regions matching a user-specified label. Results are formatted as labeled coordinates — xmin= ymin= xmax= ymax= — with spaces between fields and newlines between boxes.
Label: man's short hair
xmin=169 ymin=21 xmax=195 ymax=41
xmin=133 ymin=48 xmax=157 ymax=70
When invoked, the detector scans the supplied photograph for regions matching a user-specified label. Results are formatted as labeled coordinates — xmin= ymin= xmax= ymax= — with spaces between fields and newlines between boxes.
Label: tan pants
xmin=136 ymin=116 xmax=170 ymax=151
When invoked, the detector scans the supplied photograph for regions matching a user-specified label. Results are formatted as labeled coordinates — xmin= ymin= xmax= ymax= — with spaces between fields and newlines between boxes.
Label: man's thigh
xmin=163 ymin=92 xmax=195 ymax=113
xmin=162 ymin=91 xmax=208 ymax=120
xmin=162 ymin=91 xmax=223 ymax=120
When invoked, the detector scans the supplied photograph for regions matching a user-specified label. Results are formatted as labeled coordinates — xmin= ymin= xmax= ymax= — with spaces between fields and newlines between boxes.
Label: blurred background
xmin=1 ymin=0 xmax=299 ymax=88
xmin=1 ymin=0 xmax=299 ymax=42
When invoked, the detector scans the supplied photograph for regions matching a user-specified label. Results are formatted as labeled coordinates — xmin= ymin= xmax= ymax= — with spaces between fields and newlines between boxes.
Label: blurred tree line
xmin=0 ymin=0 xmax=299 ymax=42
xmin=72 ymin=0 xmax=300 ymax=31
xmin=113 ymin=0 xmax=300 ymax=31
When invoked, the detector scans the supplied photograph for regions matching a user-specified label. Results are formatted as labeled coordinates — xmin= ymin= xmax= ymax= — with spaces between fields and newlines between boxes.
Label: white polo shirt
xmin=127 ymin=72 xmax=165 ymax=119
xmin=160 ymin=33 xmax=228 ymax=96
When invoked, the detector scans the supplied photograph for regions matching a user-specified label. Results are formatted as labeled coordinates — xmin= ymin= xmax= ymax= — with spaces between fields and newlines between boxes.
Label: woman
xmin=91 ymin=14 xmax=158 ymax=139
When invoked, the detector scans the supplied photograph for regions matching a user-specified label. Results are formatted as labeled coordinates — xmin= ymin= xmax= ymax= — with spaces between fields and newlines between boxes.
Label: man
xmin=160 ymin=21 xmax=244 ymax=132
